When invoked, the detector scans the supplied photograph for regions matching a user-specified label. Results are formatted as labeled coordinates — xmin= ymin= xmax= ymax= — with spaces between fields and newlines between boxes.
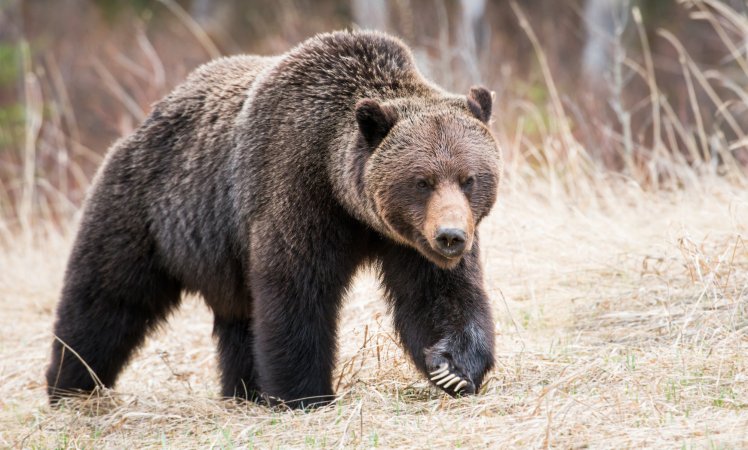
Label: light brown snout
xmin=424 ymin=183 xmax=474 ymax=263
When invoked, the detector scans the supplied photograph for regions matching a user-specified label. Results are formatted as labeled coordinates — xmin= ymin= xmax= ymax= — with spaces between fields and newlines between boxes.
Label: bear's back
xmin=131 ymin=55 xmax=278 ymax=307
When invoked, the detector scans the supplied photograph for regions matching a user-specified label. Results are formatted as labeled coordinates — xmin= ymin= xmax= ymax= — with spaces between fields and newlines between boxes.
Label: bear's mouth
xmin=415 ymin=233 xmax=464 ymax=270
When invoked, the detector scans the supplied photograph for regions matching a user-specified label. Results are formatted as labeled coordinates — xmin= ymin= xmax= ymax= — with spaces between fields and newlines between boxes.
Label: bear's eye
xmin=461 ymin=176 xmax=475 ymax=188
xmin=416 ymin=179 xmax=431 ymax=190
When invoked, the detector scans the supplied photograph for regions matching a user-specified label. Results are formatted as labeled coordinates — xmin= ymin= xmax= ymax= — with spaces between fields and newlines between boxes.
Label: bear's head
xmin=355 ymin=87 xmax=501 ymax=269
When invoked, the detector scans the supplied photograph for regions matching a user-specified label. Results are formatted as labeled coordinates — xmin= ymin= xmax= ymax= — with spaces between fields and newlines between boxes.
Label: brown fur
xmin=46 ymin=31 xmax=501 ymax=408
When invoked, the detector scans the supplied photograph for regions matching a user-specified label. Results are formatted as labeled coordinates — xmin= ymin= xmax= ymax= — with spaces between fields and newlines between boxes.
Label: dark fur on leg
xmin=46 ymin=230 xmax=181 ymax=404
xmin=378 ymin=238 xmax=495 ymax=396
xmin=251 ymin=268 xmax=341 ymax=409
xmin=214 ymin=315 xmax=260 ymax=401
xmin=248 ymin=216 xmax=367 ymax=409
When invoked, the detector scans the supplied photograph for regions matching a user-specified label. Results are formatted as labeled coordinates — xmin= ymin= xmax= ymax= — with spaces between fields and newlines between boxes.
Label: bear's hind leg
xmin=46 ymin=240 xmax=182 ymax=403
xmin=214 ymin=315 xmax=260 ymax=401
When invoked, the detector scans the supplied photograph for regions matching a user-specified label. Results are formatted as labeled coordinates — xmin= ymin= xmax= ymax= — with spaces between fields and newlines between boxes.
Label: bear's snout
xmin=423 ymin=183 xmax=475 ymax=265
xmin=435 ymin=227 xmax=467 ymax=257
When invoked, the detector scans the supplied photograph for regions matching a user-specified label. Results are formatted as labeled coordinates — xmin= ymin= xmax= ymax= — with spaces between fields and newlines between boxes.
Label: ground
xmin=1 ymin=175 xmax=746 ymax=448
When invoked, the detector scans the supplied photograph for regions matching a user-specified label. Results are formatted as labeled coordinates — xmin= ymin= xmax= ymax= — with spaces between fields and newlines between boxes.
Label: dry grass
xmin=1 ymin=172 xmax=746 ymax=448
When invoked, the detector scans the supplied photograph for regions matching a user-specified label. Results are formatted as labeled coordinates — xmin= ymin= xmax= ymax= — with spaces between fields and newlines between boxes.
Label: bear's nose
xmin=434 ymin=227 xmax=467 ymax=257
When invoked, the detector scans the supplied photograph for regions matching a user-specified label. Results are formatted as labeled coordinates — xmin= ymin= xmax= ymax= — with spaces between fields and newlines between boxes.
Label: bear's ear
xmin=355 ymin=99 xmax=398 ymax=148
xmin=467 ymin=86 xmax=493 ymax=123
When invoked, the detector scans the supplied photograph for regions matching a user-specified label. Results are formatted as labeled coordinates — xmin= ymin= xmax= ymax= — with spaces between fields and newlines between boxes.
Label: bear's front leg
xmin=379 ymin=241 xmax=495 ymax=397
xmin=248 ymin=219 xmax=363 ymax=409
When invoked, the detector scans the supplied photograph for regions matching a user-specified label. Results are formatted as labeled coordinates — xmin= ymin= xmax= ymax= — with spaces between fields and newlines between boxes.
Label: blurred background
xmin=1 ymin=0 xmax=748 ymax=234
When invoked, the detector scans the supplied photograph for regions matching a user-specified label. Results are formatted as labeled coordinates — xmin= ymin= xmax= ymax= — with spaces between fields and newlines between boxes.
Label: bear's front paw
xmin=427 ymin=361 xmax=476 ymax=397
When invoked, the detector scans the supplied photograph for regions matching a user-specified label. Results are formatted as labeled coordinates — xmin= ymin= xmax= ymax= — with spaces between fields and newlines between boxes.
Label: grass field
xmin=1 ymin=170 xmax=746 ymax=448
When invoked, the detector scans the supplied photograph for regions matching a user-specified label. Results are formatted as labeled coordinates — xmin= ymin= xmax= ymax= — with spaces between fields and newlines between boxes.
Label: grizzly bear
xmin=46 ymin=30 xmax=501 ymax=408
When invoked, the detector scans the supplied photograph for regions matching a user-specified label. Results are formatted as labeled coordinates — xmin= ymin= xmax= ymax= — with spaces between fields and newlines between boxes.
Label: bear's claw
xmin=429 ymin=363 xmax=449 ymax=377
xmin=428 ymin=362 xmax=473 ymax=395
xmin=442 ymin=376 xmax=460 ymax=389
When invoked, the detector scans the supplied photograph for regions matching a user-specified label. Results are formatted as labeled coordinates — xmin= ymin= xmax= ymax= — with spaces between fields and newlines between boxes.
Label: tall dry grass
xmin=1 ymin=0 xmax=747 ymax=448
